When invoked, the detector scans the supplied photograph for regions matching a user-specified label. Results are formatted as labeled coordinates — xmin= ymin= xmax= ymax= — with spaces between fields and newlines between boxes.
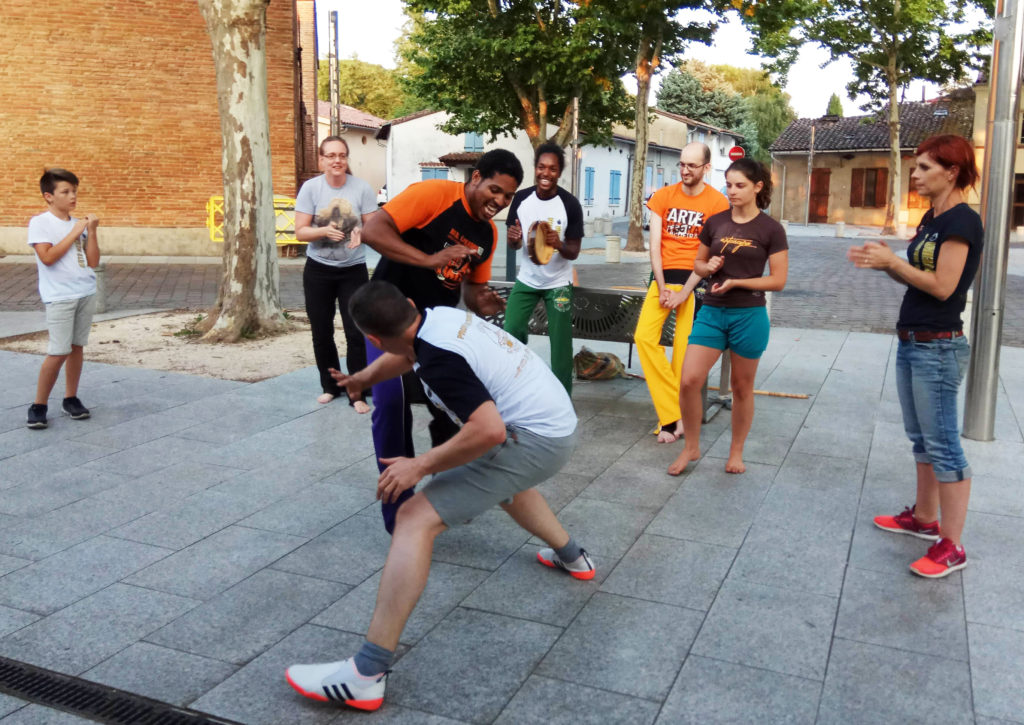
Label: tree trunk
xmin=882 ymin=35 xmax=900 ymax=236
xmin=198 ymin=0 xmax=285 ymax=342
xmin=625 ymin=34 xmax=660 ymax=252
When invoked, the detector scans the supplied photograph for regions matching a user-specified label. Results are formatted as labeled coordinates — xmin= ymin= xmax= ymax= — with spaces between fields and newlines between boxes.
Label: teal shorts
xmin=688 ymin=305 xmax=770 ymax=360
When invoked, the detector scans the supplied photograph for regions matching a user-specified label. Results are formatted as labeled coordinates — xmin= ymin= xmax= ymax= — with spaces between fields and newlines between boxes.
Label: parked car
xmin=376 ymin=185 xmax=388 ymax=207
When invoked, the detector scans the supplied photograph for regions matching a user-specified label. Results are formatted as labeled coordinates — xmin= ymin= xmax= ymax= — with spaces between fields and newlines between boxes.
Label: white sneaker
xmin=285 ymin=657 xmax=387 ymax=711
xmin=537 ymin=548 xmax=596 ymax=580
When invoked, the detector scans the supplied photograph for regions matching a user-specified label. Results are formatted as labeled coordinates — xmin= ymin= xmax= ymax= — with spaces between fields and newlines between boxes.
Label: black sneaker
xmin=27 ymin=403 xmax=48 ymax=429
xmin=62 ymin=396 xmax=90 ymax=420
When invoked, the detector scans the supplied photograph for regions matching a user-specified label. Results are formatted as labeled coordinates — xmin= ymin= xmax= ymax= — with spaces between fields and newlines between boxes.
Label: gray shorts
xmin=45 ymin=294 xmax=96 ymax=356
xmin=422 ymin=425 xmax=578 ymax=527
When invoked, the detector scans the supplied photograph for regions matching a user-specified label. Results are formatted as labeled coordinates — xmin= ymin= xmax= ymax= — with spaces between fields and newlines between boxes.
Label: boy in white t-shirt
xmin=25 ymin=168 xmax=101 ymax=429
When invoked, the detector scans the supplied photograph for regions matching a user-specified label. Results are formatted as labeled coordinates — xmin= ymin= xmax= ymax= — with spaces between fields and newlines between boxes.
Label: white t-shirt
xmin=27 ymin=212 xmax=97 ymax=304
xmin=294 ymin=174 xmax=376 ymax=268
xmin=507 ymin=186 xmax=584 ymax=289
xmin=413 ymin=307 xmax=577 ymax=438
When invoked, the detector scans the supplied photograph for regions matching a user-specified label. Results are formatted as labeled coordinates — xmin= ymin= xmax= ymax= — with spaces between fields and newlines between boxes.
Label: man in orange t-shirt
xmin=357 ymin=149 xmax=523 ymax=533
xmin=635 ymin=142 xmax=729 ymax=442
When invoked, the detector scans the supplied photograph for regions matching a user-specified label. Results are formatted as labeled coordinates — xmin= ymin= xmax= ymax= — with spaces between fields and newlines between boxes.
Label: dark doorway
xmin=1013 ymin=174 xmax=1024 ymax=229
xmin=809 ymin=168 xmax=830 ymax=223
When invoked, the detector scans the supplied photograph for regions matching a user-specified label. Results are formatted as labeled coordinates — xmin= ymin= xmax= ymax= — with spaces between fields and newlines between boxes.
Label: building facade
xmin=0 ymin=1 xmax=311 ymax=257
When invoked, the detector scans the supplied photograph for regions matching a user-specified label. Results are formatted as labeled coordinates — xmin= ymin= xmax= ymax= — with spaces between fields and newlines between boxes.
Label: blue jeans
xmin=895 ymin=335 xmax=971 ymax=482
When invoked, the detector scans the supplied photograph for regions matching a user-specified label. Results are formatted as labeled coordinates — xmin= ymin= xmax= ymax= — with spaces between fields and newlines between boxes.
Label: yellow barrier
xmin=206 ymin=196 xmax=301 ymax=246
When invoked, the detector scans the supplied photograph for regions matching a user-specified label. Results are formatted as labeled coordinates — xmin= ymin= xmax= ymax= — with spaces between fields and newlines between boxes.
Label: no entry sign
xmin=728 ymin=146 xmax=745 ymax=161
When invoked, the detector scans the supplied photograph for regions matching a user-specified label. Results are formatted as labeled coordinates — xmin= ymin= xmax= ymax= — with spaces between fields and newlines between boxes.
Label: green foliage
xmin=826 ymin=93 xmax=844 ymax=116
xmin=174 ymin=314 xmax=205 ymax=338
xmin=317 ymin=58 xmax=426 ymax=120
xmin=398 ymin=0 xmax=635 ymax=147
xmin=657 ymin=60 xmax=795 ymax=163
xmin=733 ymin=0 xmax=990 ymax=108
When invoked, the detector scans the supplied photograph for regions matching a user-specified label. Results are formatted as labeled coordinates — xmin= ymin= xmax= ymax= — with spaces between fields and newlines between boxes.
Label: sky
xmin=315 ymin=0 xmax=942 ymax=120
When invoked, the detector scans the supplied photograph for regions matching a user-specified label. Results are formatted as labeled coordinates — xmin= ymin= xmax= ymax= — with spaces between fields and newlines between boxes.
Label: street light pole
xmin=964 ymin=0 xmax=1024 ymax=440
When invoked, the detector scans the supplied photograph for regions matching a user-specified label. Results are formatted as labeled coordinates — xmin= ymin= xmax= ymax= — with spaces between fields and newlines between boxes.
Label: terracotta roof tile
xmin=316 ymin=101 xmax=385 ymax=130
xmin=770 ymin=99 xmax=974 ymax=153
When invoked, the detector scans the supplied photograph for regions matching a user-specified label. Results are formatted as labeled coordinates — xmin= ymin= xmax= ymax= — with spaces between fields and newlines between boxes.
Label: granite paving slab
xmin=82 ymin=642 xmax=238 ymax=708
xmin=0 ymin=584 xmax=198 ymax=675
xmin=494 ymin=675 xmax=660 ymax=725
xmin=147 ymin=569 xmax=349 ymax=665
xmin=387 ymin=608 xmax=561 ymax=724
xmin=968 ymin=623 xmax=1024 ymax=722
xmin=691 ymin=578 xmax=838 ymax=681
xmin=817 ymin=637 xmax=974 ymax=724
xmin=238 ymin=482 xmax=377 ymax=538
xmin=536 ymin=592 xmax=702 ymax=701
xmin=270 ymin=513 xmax=391 ymax=586
xmin=656 ymin=655 xmax=821 ymax=725
xmin=599 ymin=534 xmax=735 ymax=612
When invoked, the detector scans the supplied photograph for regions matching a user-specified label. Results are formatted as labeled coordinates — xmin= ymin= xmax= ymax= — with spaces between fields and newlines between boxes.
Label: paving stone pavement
xmin=0 ymin=320 xmax=1023 ymax=723
xmin=4 ymin=227 xmax=1024 ymax=345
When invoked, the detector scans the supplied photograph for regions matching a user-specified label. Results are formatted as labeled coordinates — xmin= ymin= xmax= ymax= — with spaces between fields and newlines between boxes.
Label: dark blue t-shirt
xmin=897 ymin=203 xmax=984 ymax=332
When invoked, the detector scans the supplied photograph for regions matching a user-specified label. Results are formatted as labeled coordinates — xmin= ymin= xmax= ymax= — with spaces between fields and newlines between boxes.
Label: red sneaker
xmin=910 ymin=538 xmax=967 ymax=578
xmin=873 ymin=505 xmax=940 ymax=541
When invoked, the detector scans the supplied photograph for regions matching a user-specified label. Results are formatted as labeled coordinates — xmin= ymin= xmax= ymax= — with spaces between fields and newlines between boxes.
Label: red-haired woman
xmin=849 ymin=134 xmax=983 ymax=578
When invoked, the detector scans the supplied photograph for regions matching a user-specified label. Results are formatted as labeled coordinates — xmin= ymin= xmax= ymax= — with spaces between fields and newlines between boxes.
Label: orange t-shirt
xmin=646 ymin=184 xmax=730 ymax=270
xmin=375 ymin=180 xmax=497 ymax=310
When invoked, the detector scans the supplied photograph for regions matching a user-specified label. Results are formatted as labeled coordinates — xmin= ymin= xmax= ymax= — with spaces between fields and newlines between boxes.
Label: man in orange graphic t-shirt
xmin=634 ymin=142 xmax=729 ymax=442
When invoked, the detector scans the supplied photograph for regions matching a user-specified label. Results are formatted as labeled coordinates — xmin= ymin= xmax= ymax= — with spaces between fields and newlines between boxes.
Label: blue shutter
xmin=644 ymin=165 xmax=654 ymax=194
xmin=584 ymin=167 xmax=595 ymax=205
xmin=421 ymin=167 xmax=448 ymax=180
xmin=656 ymin=167 xmax=664 ymax=188
xmin=609 ymin=170 xmax=621 ymax=205
xmin=464 ymin=132 xmax=484 ymax=152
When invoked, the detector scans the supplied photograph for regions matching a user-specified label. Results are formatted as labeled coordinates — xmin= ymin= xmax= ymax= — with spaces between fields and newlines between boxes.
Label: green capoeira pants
xmin=503 ymin=280 xmax=574 ymax=395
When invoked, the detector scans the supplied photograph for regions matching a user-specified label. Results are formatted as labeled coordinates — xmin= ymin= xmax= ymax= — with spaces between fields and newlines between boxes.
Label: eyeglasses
xmin=321 ymin=153 xmax=348 ymax=161
xmin=678 ymin=162 xmax=708 ymax=170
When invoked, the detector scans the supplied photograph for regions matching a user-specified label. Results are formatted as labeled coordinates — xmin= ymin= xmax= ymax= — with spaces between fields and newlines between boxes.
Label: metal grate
xmin=0 ymin=656 xmax=241 ymax=725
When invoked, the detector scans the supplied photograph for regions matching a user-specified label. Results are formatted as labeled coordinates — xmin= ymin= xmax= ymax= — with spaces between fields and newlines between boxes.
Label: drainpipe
xmin=804 ymin=123 xmax=815 ymax=225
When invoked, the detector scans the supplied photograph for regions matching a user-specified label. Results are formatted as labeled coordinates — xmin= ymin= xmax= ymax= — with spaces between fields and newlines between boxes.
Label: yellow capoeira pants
xmin=634 ymin=281 xmax=696 ymax=428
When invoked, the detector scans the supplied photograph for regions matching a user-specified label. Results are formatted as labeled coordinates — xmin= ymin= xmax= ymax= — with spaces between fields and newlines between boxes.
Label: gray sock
xmin=353 ymin=641 xmax=394 ymax=676
xmin=554 ymin=536 xmax=583 ymax=563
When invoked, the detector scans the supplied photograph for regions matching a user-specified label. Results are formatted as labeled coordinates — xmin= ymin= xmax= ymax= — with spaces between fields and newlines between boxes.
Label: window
xmin=656 ymin=167 xmax=665 ymax=188
xmin=644 ymin=164 xmax=654 ymax=195
xmin=850 ymin=167 xmax=888 ymax=208
xmin=421 ymin=167 xmax=448 ymax=181
xmin=609 ymin=170 xmax=622 ymax=205
xmin=584 ymin=167 xmax=595 ymax=205
xmin=464 ymin=132 xmax=484 ymax=152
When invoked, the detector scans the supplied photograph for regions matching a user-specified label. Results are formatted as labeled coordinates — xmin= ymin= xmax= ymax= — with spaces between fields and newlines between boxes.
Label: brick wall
xmin=0 ymin=1 xmax=297 ymax=234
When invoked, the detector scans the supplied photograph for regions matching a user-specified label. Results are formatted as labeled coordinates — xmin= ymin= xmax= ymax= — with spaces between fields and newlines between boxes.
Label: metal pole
xmin=804 ymin=124 xmax=815 ymax=225
xmin=964 ymin=0 xmax=1024 ymax=440
xmin=329 ymin=11 xmax=340 ymax=136
xmin=570 ymin=96 xmax=580 ymax=197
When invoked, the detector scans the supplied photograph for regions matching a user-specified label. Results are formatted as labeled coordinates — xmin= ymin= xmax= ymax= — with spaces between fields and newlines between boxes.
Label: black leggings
xmin=303 ymin=257 xmax=369 ymax=402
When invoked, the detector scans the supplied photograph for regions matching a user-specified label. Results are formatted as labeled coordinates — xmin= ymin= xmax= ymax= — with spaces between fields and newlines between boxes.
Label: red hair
xmin=915 ymin=134 xmax=979 ymax=191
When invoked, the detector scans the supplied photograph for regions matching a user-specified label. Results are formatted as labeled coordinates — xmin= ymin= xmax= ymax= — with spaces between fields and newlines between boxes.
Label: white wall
xmin=576 ymin=142 xmax=632 ymax=219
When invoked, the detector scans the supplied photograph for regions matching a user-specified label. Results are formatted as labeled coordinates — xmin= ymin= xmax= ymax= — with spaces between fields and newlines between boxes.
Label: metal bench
xmin=484 ymin=281 xmax=731 ymax=421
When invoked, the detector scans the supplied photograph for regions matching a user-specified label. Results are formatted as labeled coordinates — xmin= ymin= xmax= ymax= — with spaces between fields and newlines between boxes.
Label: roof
xmin=651 ymin=108 xmax=744 ymax=139
xmin=770 ymin=99 xmax=974 ymax=154
xmin=438 ymin=151 xmax=483 ymax=166
xmin=315 ymin=101 xmax=385 ymax=130
xmin=375 ymin=109 xmax=442 ymax=141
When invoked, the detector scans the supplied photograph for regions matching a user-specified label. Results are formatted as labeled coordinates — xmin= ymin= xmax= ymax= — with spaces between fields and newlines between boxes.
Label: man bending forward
xmin=285 ymin=280 xmax=595 ymax=712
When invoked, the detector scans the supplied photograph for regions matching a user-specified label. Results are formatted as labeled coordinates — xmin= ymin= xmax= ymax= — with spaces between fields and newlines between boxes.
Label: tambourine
xmin=527 ymin=220 xmax=555 ymax=265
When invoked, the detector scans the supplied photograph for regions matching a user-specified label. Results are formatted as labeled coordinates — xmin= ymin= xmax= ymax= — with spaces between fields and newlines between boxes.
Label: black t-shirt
xmin=897 ymin=203 xmax=984 ymax=332
xmin=372 ymin=181 xmax=497 ymax=311
xmin=698 ymin=210 xmax=788 ymax=308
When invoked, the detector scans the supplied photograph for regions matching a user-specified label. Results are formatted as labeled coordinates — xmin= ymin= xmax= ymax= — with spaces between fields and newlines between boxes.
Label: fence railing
xmin=206 ymin=196 xmax=301 ymax=245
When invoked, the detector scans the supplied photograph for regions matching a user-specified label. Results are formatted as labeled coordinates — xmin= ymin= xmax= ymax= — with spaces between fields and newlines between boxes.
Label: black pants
xmin=303 ymin=257 xmax=369 ymax=401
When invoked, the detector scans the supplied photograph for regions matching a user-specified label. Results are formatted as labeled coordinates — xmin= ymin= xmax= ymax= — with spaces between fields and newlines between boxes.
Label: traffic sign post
xmin=728 ymin=146 xmax=745 ymax=161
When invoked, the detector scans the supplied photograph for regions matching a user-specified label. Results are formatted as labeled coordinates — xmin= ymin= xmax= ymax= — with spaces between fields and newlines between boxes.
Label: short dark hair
xmin=534 ymin=142 xmax=565 ymax=173
xmin=726 ymin=158 xmax=772 ymax=209
xmin=319 ymin=135 xmax=349 ymax=156
xmin=475 ymin=149 xmax=524 ymax=185
xmin=40 ymin=168 xmax=79 ymax=195
xmin=348 ymin=281 xmax=419 ymax=338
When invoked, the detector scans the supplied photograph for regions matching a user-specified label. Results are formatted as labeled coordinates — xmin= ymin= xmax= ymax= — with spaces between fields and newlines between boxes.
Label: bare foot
xmin=317 ymin=393 xmax=335 ymax=404
xmin=668 ymin=447 xmax=700 ymax=476
xmin=725 ymin=455 xmax=746 ymax=474
xmin=353 ymin=400 xmax=371 ymax=414
xmin=656 ymin=429 xmax=679 ymax=443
